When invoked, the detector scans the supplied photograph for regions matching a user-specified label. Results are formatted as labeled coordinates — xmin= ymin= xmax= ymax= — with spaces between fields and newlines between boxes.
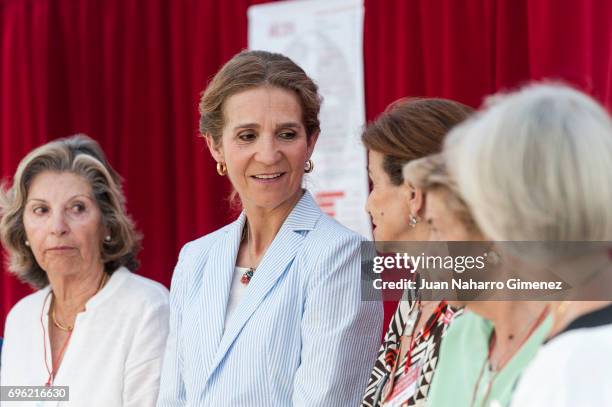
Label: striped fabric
xmin=362 ymin=300 xmax=460 ymax=407
xmin=157 ymin=191 xmax=383 ymax=406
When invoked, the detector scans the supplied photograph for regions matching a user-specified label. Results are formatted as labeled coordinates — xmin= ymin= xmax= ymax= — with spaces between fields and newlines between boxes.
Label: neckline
xmin=42 ymin=267 xmax=128 ymax=317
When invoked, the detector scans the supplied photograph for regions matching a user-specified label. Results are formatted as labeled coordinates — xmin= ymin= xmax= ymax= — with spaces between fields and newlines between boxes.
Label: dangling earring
xmin=485 ymin=250 xmax=501 ymax=265
xmin=216 ymin=162 xmax=227 ymax=176
xmin=304 ymin=159 xmax=314 ymax=173
xmin=409 ymin=214 xmax=418 ymax=228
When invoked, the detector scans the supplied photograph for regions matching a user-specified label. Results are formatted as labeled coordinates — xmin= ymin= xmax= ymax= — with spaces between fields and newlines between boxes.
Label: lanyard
xmin=40 ymin=291 xmax=73 ymax=387
xmin=403 ymin=300 xmax=448 ymax=372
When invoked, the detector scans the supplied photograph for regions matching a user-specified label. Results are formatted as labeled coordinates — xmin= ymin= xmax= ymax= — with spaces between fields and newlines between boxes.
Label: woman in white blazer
xmin=157 ymin=50 xmax=383 ymax=406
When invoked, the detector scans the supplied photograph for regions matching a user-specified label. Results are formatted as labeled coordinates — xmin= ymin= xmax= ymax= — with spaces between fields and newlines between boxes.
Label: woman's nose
xmin=255 ymin=136 xmax=282 ymax=165
xmin=50 ymin=212 xmax=69 ymax=236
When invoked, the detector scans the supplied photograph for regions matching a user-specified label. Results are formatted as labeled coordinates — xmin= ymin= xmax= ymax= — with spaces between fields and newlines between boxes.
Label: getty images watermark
xmin=360 ymin=241 xmax=612 ymax=301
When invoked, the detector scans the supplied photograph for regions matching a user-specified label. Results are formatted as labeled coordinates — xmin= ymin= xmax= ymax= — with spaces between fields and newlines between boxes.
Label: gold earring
xmin=304 ymin=159 xmax=314 ymax=173
xmin=216 ymin=162 xmax=227 ymax=176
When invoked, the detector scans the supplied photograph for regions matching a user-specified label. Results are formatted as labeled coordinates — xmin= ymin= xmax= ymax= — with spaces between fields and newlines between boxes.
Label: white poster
xmin=248 ymin=0 xmax=371 ymax=238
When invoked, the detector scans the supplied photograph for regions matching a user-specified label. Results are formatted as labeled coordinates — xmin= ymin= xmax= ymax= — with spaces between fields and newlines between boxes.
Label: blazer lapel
xmin=197 ymin=213 xmax=245 ymax=380
xmin=205 ymin=191 xmax=321 ymax=382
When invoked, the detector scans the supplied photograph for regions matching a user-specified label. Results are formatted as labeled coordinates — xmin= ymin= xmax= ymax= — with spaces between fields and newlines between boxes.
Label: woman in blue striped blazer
xmin=157 ymin=50 xmax=383 ymax=406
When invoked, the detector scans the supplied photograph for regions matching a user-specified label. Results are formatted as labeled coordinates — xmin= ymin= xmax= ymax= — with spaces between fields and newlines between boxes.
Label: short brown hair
xmin=0 ymin=135 xmax=142 ymax=289
xmin=199 ymin=50 xmax=322 ymax=146
xmin=362 ymin=98 xmax=473 ymax=185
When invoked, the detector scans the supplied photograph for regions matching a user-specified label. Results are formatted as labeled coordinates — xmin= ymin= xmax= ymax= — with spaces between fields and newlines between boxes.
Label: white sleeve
xmin=123 ymin=298 xmax=170 ymax=407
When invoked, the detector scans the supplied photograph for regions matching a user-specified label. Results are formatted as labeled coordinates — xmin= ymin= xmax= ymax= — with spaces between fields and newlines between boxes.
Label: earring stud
xmin=105 ymin=235 xmax=111 ymax=242
xmin=25 ymin=240 xmax=30 ymax=247
xmin=409 ymin=215 xmax=418 ymax=228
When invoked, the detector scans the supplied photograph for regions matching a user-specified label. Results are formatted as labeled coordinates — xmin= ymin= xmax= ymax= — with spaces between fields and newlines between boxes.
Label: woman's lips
xmin=46 ymin=246 xmax=76 ymax=252
xmin=251 ymin=172 xmax=286 ymax=183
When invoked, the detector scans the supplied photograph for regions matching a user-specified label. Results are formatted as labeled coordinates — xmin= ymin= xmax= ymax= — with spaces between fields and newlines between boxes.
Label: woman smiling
xmin=157 ymin=50 xmax=382 ymax=406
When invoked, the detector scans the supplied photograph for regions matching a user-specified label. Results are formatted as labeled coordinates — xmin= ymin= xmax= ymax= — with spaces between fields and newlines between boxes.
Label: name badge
xmin=382 ymin=363 xmax=421 ymax=407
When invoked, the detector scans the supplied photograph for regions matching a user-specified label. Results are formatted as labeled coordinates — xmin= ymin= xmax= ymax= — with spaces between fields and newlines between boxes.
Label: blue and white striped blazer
xmin=157 ymin=191 xmax=383 ymax=406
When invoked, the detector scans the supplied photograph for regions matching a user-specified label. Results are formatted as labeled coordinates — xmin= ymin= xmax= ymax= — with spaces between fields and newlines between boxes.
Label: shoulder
xmin=116 ymin=268 xmax=169 ymax=306
xmin=179 ymin=221 xmax=236 ymax=260
xmin=297 ymin=214 xmax=368 ymax=289
xmin=306 ymin=212 xmax=366 ymax=251
xmin=514 ymin=325 xmax=612 ymax=405
xmin=167 ymin=221 xmax=239 ymax=294
xmin=5 ymin=289 xmax=49 ymax=327
xmin=100 ymin=269 xmax=168 ymax=322
xmin=541 ymin=324 xmax=612 ymax=368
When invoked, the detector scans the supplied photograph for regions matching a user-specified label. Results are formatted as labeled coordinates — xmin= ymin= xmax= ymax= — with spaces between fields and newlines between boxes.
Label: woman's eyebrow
xmin=26 ymin=194 xmax=93 ymax=204
xmin=275 ymin=122 xmax=301 ymax=130
xmin=233 ymin=123 xmax=260 ymax=131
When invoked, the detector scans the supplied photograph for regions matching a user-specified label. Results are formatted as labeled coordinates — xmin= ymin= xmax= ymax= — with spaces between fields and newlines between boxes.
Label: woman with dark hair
xmin=0 ymin=135 xmax=169 ymax=406
xmin=157 ymin=50 xmax=382 ymax=406
xmin=360 ymin=98 xmax=473 ymax=407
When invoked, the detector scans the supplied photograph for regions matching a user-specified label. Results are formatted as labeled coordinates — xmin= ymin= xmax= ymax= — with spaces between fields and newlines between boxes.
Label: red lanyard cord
xmin=404 ymin=300 xmax=448 ymax=372
xmin=40 ymin=292 xmax=73 ymax=387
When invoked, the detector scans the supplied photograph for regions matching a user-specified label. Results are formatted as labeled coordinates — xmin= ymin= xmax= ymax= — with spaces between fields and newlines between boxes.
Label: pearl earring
xmin=409 ymin=215 xmax=418 ymax=228
xmin=104 ymin=235 xmax=111 ymax=242
xmin=25 ymin=240 xmax=30 ymax=247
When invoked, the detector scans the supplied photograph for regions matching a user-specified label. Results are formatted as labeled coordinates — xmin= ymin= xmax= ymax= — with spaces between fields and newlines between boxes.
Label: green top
xmin=426 ymin=310 xmax=552 ymax=407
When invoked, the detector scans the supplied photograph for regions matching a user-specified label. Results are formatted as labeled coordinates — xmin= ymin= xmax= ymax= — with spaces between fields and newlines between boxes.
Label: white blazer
xmin=157 ymin=191 xmax=383 ymax=406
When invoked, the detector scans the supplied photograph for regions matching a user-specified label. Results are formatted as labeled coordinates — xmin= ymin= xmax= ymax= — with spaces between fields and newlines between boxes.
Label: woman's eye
xmin=71 ymin=203 xmax=86 ymax=213
xmin=279 ymin=131 xmax=297 ymax=140
xmin=238 ymin=132 xmax=256 ymax=142
xmin=32 ymin=206 xmax=48 ymax=215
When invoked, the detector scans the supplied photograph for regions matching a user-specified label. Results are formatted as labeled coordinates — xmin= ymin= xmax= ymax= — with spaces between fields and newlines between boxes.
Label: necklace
xmin=51 ymin=300 xmax=72 ymax=331
xmin=42 ymin=272 xmax=109 ymax=386
xmin=240 ymin=225 xmax=256 ymax=285
xmin=51 ymin=272 xmax=109 ymax=331
xmin=469 ymin=305 xmax=549 ymax=407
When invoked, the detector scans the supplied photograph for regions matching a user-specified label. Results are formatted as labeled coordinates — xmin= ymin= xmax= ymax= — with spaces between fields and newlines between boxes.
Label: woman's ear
xmin=306 ymin=131 xmax=320 ymax=158
xmin=204 ymin=133 xmax=224 ymax=163
xmin=404 ymin=182 xmax=425 ymax=217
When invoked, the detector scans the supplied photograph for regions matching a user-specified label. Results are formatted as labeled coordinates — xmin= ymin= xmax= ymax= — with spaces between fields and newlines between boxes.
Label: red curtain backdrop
xmin=1 ymin=0 xmax=611 ymax=334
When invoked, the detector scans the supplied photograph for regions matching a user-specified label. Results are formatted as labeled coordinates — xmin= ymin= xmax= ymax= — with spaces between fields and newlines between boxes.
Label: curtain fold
xmin=2 ymin=0 xmax=611 ymax=333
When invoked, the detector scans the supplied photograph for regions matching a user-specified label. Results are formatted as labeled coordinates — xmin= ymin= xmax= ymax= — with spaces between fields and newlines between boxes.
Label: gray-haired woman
xmin=443 ymin=84 xmax=612 ymax=406
xmin=0 ymin=135 xmax=169 ymax=406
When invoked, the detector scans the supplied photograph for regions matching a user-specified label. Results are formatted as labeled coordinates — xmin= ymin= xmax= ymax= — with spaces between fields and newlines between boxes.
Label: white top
xmin=511 ymin=324 xmax=612 ymax=406
xmin=223 ymin=267 xmax=250 ymax=332
xmin=1 ymin=267 xmax=169 ymax=407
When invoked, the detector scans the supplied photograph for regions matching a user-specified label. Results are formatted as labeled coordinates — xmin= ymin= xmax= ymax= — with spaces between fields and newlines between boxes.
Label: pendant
xmin=240 ymin=268 xmax=255 ymax=285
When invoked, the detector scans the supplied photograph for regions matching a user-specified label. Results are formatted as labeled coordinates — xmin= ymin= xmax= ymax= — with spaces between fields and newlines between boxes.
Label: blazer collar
xmin=279 ymin=189 xmax=321 ymax=232
xmin=218 ymin=189 xmax=320 ymax=242
xmin=201 ymin=190 xmax=322 ymax=384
